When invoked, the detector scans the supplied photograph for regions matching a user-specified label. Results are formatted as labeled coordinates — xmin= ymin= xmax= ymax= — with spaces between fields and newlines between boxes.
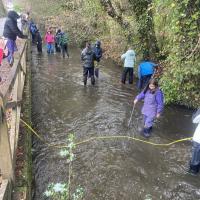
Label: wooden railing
xmin=0 ymin=39 xmax=28 ymax=199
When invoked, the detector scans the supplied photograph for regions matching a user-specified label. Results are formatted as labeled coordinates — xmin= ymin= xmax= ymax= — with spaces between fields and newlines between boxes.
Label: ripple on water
xmin=32 ymin=47 xmax=198 ymax=200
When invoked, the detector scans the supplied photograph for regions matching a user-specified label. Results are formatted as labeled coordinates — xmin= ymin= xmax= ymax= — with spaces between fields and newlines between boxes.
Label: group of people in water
xmin=1 ymin=10 xmax=200 ymax=175
xmin=29 ymin=22 xmax=69 ymax=58
xmin=0 ymin=10 xmax=70 ymax=74
xmin=77 ymin=40 xmax=200 ymax=175
xmin=81 ymin=40 xmax=164 ymax=138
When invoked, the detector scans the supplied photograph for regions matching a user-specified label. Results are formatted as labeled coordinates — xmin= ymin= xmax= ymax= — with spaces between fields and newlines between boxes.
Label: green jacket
xmin=59 ymin=32 xmax=68 ymax=46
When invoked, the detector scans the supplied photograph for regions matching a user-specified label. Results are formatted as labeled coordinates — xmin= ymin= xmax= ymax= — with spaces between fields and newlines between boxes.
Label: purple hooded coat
xmin=135 ymin=88 xmax=164 ymax=118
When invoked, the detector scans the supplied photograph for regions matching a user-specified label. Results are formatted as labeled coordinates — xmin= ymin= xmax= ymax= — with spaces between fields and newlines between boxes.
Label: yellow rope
xmin=20 ymin=119 xmax=67 ymax=149
xmin=74 ymin=135 xmax=192 ymax=146
xmin=20 ymin=119 xmax=192 ymax=148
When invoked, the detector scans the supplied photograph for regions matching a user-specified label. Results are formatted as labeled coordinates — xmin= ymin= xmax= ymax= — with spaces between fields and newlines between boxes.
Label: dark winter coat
xmin=93 ymin=41 xmax=102 ymax=62
xmin=35 ymin=31 xmax=42 ymax=44
xmin=3 ymin=11 xmax=27 ymax=41
xmin=55 ymin=31 xmax=62 ymax=44
xmin=81 ymin=46 xmax=96 ymax=68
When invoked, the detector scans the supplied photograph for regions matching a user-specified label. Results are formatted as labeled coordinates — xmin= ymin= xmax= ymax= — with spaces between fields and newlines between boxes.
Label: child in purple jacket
xmin=134 ymin=79 xmax=164 ymax=137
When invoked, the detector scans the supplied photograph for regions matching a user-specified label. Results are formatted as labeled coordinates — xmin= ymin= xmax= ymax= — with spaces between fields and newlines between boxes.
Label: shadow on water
xmin=31 ymin=46 xmax=199 ymax=200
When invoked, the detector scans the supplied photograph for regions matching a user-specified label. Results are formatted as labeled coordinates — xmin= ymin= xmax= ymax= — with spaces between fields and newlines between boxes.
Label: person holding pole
xmin=133 ymin=79 xmax=164 ymax=138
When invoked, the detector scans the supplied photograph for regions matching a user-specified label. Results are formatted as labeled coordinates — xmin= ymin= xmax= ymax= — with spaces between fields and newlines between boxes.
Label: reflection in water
xmin=32 ymin=47 xmax=199 ymax=200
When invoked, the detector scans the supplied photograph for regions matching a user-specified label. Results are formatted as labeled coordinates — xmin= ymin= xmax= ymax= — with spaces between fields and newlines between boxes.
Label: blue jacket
xmin=121 ymin=50 xmax=136 ymax=68
xmin=93 ymin=46 xmax=102 ymax=62
xmin=138 ymin=61 xmax=157 ymax=78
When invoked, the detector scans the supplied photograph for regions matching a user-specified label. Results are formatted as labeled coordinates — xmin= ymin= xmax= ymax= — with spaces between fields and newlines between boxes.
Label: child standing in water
xmin=45 ymin=30 xmax=55 ymax=54
xmin=134 ymin=79 xmax=164 ymax=138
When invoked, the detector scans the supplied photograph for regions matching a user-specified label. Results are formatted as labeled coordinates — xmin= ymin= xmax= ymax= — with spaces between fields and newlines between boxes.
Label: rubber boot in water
xmin=91 ymin=76 xmax=95 ymax=85
xmin=143 ymin=127 xmax=151 ymax=138
xmin=95 ymin=68 xmax=99 ymax=78
xmin=189 ymin=164 xmax=199 ymax=174
xmin=83 ymin=76 xmax=87 ymax=86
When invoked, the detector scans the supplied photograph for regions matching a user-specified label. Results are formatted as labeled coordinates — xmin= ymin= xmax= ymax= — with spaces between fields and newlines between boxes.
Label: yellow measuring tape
xmin=20 ymin=119 xmax=192 ymax=148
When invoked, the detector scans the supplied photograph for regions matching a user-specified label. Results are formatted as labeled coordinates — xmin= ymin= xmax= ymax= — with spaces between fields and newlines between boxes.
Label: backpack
xmin=30 ymin=24 xmax=37 ymax=34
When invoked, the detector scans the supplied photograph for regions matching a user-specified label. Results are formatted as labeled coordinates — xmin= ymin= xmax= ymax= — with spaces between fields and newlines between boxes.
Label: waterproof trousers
xmin=46 ymin=43 xmax=54 ymax=54
xmin=83 ymin=67 xmax=95 ymax=85
xmin=37 ymin=42 xmax=42 ymax=53
xmin=6 ymin=39 xmax=17 ymax=66
xmin=61 ymin=43 xmax=69 ymax=58
xmin=189 ymin=141 xmax=200 ymax=174
xmin=121 ymin=67 xmax=133 ymax=84
xmin=142 ymin=115 xmax=154 ymax=138
xmin=137 ymin=74 xmax=152 ymax=90
xmin=55 ymin=43 xmax=61 ymax=52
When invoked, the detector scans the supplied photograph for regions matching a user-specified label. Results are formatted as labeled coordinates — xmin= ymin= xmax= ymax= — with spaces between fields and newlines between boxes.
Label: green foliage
xmin=13 ymin=4 xmax=23 ymax=12
xmin=44 ymin=134 xmax=84 ymax=200
xmin=44 ymin=183 xmax=84 ymax=200
xmin=14 ymin=0 xmax=200 ymax=107
xmin=72 ymin=187 xmax=84 ymax=200
xmin=59 ymin=133 xmax=75 ymax=162
xmin=44 ymin=183 xmax=68 ymax=200
xmin=155 ymin=0 xmax=200 ymax=108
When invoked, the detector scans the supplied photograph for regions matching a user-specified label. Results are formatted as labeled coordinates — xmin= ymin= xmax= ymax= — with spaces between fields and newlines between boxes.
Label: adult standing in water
xmin=55 ymin=29 xmax=62 ymax=53
xmin=59 ymin=30 xmax=69 ymax=58
xmin=81 ymin=41 xmax=96 ymax=86
xmin=137 ymin=56 xmax=158 ymax=91
xmin=121 ymin=46 xmax=136 ymax=84
xmin=93 ymin=40 xmax=102 ymax=78
xmin=189 ymin=109 xmax=200 ymax=174
xmin=35 ymin=30 xmax=42 ymax=53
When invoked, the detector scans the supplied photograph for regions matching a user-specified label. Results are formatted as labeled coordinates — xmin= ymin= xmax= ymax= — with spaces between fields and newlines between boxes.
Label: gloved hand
xmin=134 ymin=99 xmax=138 ymax=105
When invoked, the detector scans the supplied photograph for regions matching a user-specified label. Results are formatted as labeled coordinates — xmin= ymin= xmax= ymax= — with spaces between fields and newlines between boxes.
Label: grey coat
xmin=81 ymin=47 xmax=96 ymax=68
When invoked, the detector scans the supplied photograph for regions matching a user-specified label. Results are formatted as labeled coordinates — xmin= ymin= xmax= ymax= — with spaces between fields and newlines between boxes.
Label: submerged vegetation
xmin=14 ymin=0 xmax=200 ymax=107
xmin=44 ymin=134 xmax=84 ymax=200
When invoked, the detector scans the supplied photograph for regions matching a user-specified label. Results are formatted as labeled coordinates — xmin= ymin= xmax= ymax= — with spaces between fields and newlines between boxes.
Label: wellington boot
xmin=91 ymin=76 xmax=95 ymax=85
xmin=143 ymin=127 xmax=151 ymax=138
xmin=83 ymin=76 xmax=87 ymax=86
xmin=188 ymin=164 xmax=199 ymax=174
xmin=95 ymin=68 xmax=99 ymax=78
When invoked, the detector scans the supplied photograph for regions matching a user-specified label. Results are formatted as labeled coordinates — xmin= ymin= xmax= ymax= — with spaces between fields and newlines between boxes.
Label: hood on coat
xmin=7 ymin=10 xmax=20 ymax=21
xmin=95 ymin=40 xmax=101 ymax=47
xmin=127 ymin=50 xmax=135 ymax=56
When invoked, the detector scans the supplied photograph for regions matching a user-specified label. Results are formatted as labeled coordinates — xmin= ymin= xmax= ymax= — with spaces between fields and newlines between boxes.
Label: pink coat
xmin=45 ymin=33 xmax=54 ymax=44
xmin=0 ymin=48 xmax=3 ymax=65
